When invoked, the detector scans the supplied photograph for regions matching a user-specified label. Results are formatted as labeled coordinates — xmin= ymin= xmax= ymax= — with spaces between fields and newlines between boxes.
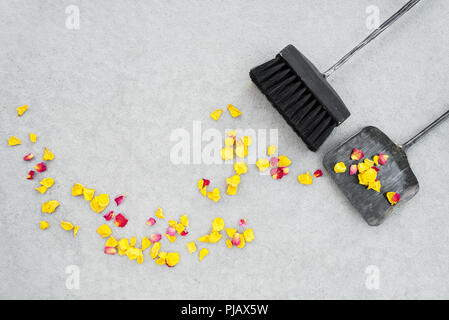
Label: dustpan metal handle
xmin=323 ymin=0 xmax=421 ymax=78
xmin=402 ymin=109 xmax=449 ymax=151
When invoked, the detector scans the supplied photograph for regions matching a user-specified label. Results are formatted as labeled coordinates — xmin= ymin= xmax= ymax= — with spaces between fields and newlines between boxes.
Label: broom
xmin=250 ymin=0 xmax=421 ymax=151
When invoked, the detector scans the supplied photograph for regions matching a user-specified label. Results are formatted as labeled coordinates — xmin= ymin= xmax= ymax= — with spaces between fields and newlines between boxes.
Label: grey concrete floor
xmin=1 ymin=0 xmax=449 ymax=300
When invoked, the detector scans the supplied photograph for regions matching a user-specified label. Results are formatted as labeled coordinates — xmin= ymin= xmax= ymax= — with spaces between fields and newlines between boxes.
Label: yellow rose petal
xmin=187 ymin=242 xmax=197 ymax=253
xmin=207 ymin=188 xmax=220 ymax=202
xmin=278 ymin=155 xmax=291 ymax=167
xmin=227 ymin=104 xmax=241 ymax=118
xmin=298 ymin=172 xmax=313 ymax=185
xmin=35 ymin=185 xmax=47 ymax=194
xmin=165 ymin=234 xmax=176 ymax=243
xmin=155 ymin=207 xmax=164 ymax=219
xmin=234 ymin=161 xmax=248 ymax=175
xmin=16 ymin=105 xmax=28 ymax=116
xmin=61 ymin=221 xmax=74 ymax=231
xmin=118 ymin=238 xmax=130 ymax=255
xmin=199 ymin=248 xmax=209 ymax=261
xmin=42 ymin=200 xmax=60 ymax=213
xmin=221 ymin=147 xmax=234 ymax=160
xmin=225 ymin=228 xmax=236 ymax=238
xmin=208 ymin=231 xmax=222 ymax=243
xmin=166 ymin=252 xmax=180 ymax=267
xmin=97 ymin=224 xmax=112 ymax=238
xmin=42 ymin=147 xmax=55 ymax=161
xmin=334 ymin=162 xmax=347 ymax=173
xmin=105 ymin=236 xmax=118 ymax=247
xmin=73 ymin=225 xmax=79 ymax=237
xmin=226 ymin=184 xmax=238 ymax=195
xmin=242 ymin=136 xmax=252 ymax=146
xmin=71 ymin=183 xmax=84 ymax=196
xmin=210 ymin=109 xmax=223 ymax=121
xmin=256 ymin=158 xmax=270 ymax=172
xmin=8 ymin=136 xmax=21 ymax=146
xmin=29 ymin=132 xmax=37 ymax=143
xmin=129 ymin=236 xmax=137 ymax=247
xmin=40 ymin=178 xmax=55 ymax=188
xmin=142 ymin=236 xmax=151 ymax=250
xmin=267 ymin=145 xmax=277 ymax=156
xmin=212 ymin=217 xmax=224 ymax=232
xmin=180 ymin=214 xmax=189 ymax=227
xmin=83 ymin=188 xmax=95 ymax=201
xmin=150 ymin=242 xmax=161 ymax=259
xmin=40 ymin=221 xmax=49 ymax=230
xmin=226 ymin=239 xmax=233 ymax=248
xmin=243 ymin=229 xmax=255 ymax=242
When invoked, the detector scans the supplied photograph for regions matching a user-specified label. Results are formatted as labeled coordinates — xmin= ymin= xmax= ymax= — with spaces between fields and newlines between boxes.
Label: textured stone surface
xmin=1 ymin=0 xmax=449 ymax=299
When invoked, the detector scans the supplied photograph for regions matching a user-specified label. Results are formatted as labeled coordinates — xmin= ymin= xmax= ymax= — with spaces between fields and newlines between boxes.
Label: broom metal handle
xmin=323 ymin=0 xmax=421 ymax=78
xmin=402 ymin=109 xmax=449 ymax=151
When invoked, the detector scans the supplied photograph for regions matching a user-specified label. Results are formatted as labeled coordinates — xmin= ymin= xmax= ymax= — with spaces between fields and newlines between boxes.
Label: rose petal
xmin=61 ymin=220 xmax=74 ymax=231
xmin=298 ymin=172 xmax=313 ymax=185
xmin=16 ymin=105 xmax=28 ymax=116
xmin=227 ymin=104 xmax=241 ymax=118
xmin=71 ymin=183 xmax=84 ymax=196
xmin=357 ymin=162 xmax=371 ymax=173
xmin=104 ymin=247 xmax=117 ymax=255
xmin=208 ymin=231 xmax=222 ymax=243
xmin=277 ymin=155 xmax=291 ymax=167
xmin=155 ymin=207 xmax=164 ymax=219
xmin=114 ymin=213 xmax=128 ymax=228
xmin=166 ymin=252 xmax=180 ymax=267
xmin=386 ymin=192 xmax=400 ymax=205
xmin=73 ymin=225 xmax=79 ymax=237
xmin=313 ymin=170 xmax=323 ymax=178
xmin=233 ymin=161 xmax=248 ymax=175
xmin=40 ymin=221 xmax=49 ymax=230
xmin=210 ymin=109 xmax=223 ymax=121
xmin=97 ymin=224 xmax=112 ymax=238
xmin=180 ymin=214 xmax=189 ymax=227
xmin=166 ymin=226 xmax=176 ymax=236
xmin=221 ymin=146 xmax=234 ymax=160
xmin=129 ymin=236 xmax=137 ymax=247
xmin=199 ymin=248 xmax=209 ymax=261
xmin=226 ymin=175 xmax=240 ymax=187
xmin=242 ymin=136 xmax=252 ymax=146
xmin=27 ymin=170 xmax=35 ymax=180
xmin=334 ymin=162 xmax=347 ymax=173
xmin=243 ymin=229 xmax=255 ymax=242
xmin=29 ymin=132 xmax=37 ymax=143
xmin=378 ymin=153 xmax=389 ymax=166
xmin=349 ymin=164 xmax=358 ymax=176
xmin=180 ymin=230 xmax=189 ymax=236
xmin=104 ymin=211 xmax=114 ymax=221
xmin=150 ymin=233 xmax=162 ymax=243
xmin=114 ymin=194 xmax=125 ymax=206
xmin=226 ymin=228 xmax=236 ymax=238
xmin=42 ymin=147 xmax=55 ymax=161
xmin=40 ymin=178 xmax=54 ymax=188
xmin=90 ymin=194 xmax=109 ymax=213
xmin=239 ymin=219 xmax=247 ymax=227
xmin=269 ymin=157 xmax=279 ymax=167
xmin=226 ymin=239 xmax=233 ymax=248
xmin=272 ymin=167 xmax=289 ymax=180
xmin=350 ymin=148 xmax=364 ymax=161
xmin=267 ymin=145 xmax=277 ymax=156
xmin=368 ymin=180 xmax=381 ymax=192
xmin=231 ymin=233 xmax=241 ymax=246
xmin=23 ymin=153 xmax=34 ymax=161
xmin=35 ymin=185 xmax=47 ymax=194
xmin=207 ymin=188 xmax=220 ymax=202
xmin=256 ymin=158 xmax=270 ymax=172
xmin=42 ymin=200 xmax=59 ymax=213
xmin=7 ymin=136 xmax=21 ymax=146
xmin=165 ymin=234 xmax=176 ymax=243
xmin=118 ymin=238 xmax=130 ymax=255
xmin=235 ymin=141 xmax=248 ymax=159
xmin=212 ymin=218 xmax=224 ymax=232
xmin=105 ymin=236 xmax=118 ymax=247
xmin=35 ymin=162 xmax=47 ymax=172
xmin=146 ymin=217 xmax=156 ymax=226
xmin=83 ymin=188 xmax=95 ymax=201
xmin=186 ymin=242 xmax=197 ymax=253
xmin=142 ymin=236 xmax=152 ymax=250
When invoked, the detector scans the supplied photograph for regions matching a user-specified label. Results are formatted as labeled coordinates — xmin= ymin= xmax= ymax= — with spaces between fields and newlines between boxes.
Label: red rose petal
xmin=27 ymin=170 xmax=35 ymax=180
xmin=104 ymin=247 xmax=117 ymax=255
xmin=150 ymin=233 xmax=162 ymax=243
xmin=146 ymin=217 xmax=156 ymax=226
xmin=114 ymin=194 xmax=125 ymax=206
xmin=35 ymin=162 xmax=47 ymax=173
xmin=313 ymin=169 xmax=323 ymax=178
xmin=103 ymin=211 xmax=114 ymax=221
xmin=180 ymin=230 xmax=188 ymax=236
xmin=351 ymin=148 xmax=364 ymax=161
xmin=23 ymin=153 xmax=34 ymax=161
xmin=114 ymin=213 xmax=128 ymax=228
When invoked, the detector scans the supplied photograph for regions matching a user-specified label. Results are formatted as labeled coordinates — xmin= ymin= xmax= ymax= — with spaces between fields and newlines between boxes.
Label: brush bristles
xmin=250 ymin=56 xmax=337 ymax=151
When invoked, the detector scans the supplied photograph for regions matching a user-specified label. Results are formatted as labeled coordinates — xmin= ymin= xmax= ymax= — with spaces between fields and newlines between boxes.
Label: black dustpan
xmin=323 ymin=110 xmax=449 ymax=226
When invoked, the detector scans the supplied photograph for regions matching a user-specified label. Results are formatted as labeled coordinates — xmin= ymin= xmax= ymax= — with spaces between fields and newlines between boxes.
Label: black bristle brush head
xmin=250 ymin=45 xmax=350 ymax=151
